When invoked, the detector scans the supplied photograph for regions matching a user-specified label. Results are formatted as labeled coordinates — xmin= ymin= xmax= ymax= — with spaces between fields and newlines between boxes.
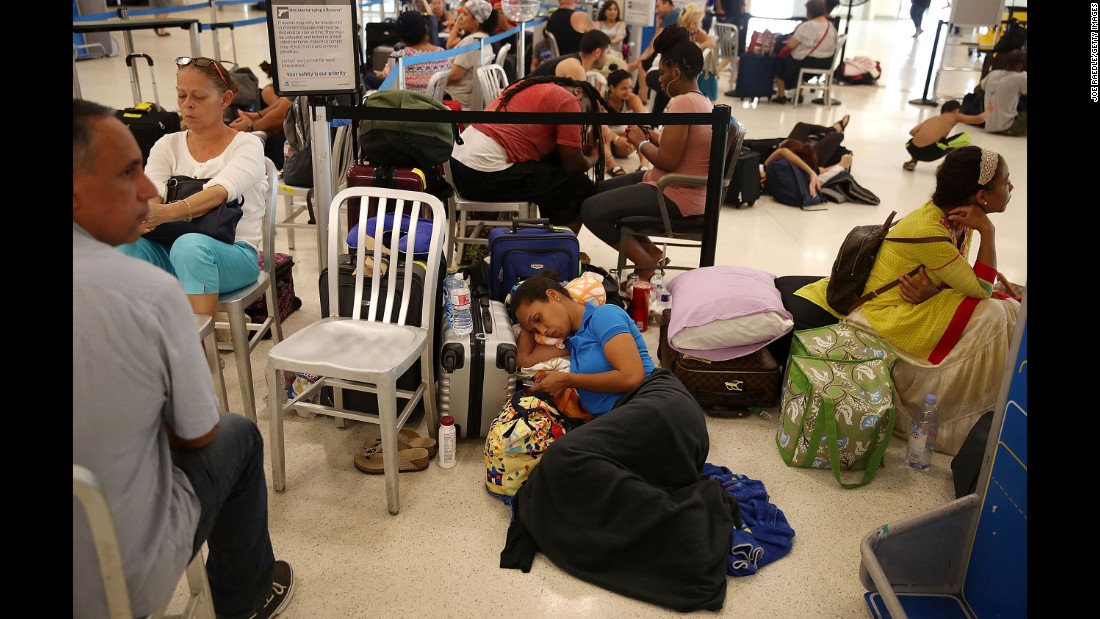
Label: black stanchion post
xmin=700 ymin=105 xmax=731 ymax=268
xmin=909 ymin=19 xmax=945 ymax=106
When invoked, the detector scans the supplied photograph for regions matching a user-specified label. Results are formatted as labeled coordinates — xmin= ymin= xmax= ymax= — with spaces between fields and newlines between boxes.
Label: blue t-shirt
xmin=662 ymin=8 xmax=683 ymax=28
xmin=566 ymin=302 xmax=656 ymax=415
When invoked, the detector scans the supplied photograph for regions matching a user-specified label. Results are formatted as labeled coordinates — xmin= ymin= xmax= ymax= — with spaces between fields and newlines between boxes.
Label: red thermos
xmin=631 ymin=281 xmax=652 ymax=332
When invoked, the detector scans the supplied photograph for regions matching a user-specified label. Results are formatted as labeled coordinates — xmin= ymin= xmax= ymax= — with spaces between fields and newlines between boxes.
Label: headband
xmin=978 ymin=148 xmax=999 ymax=186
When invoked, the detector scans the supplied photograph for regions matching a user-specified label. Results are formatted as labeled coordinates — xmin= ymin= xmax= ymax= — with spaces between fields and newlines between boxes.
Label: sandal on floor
xmin=771 ymin=95 xmax=791 ymax=104
xmin=902 ymin=160 xmax=917 ymax=171
xmin=155 ymin=28 xmax=170 ymax=37
xmin=836 ymin=114 xmax=850 ymax=132
xmin=637 ymin=166 xmax=650 ymax=173
xmin=608 ymin=165 xmax=626 ymax=177
xmin=362 ymin=428 xmax=438 ymax=459
xmin=354 ymin=447 xmax=430 ymax=474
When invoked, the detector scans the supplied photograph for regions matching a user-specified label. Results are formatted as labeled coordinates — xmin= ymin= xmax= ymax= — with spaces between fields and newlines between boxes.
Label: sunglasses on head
xmin=176 ymin=56 xmax=229 ymax=89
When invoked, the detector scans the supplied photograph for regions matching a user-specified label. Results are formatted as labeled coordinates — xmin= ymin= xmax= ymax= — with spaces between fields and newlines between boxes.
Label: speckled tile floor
xmin=77 ymin=2 xmax=1025 ymax=616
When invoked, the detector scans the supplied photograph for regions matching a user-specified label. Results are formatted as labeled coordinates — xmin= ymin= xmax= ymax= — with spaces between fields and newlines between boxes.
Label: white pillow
xmin=666 ymin=266 xmax=794 ymax=361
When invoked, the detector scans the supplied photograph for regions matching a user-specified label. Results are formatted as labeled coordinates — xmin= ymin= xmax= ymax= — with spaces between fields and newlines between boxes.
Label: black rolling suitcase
xmin=437 ymin=270 xmax=518 ymax=438
xmin=725 ymin=148 xmax=761 ymax=208
xmin=732 ymin=52 xmax=775 ymax=100
xmin=658 ymin=309 xmax=782 ymax=416
xmin=115 ymin=53 xmax=181 ymax=164
xmin=317 ymin=254 xmax=446 ymax=416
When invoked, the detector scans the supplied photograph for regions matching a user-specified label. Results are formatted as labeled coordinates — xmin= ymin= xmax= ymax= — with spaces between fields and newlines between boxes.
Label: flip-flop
xmin=637 ymin=166 xmax=650 ymax=173
xmin=608 ymin=165 xmax=626 ymax=177
xmin=155 ymin=28 xmax=170 ymax=37
xmin=836 ymin=114 xmax=850 ymax=132
xmin=354 ymin=447 xmax=430 ymax=474
xmin=902 ymin=160 xmax=917 ymax=171
xmin=362 ymin=428 xmax=437 ymax=459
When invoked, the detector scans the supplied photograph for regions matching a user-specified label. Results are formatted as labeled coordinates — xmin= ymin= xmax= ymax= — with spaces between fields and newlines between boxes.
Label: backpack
xmin=282 ymin=95 xmax=314 ymax=187
xmin=765 ymin=159 xmax=824 ymax=208
xmin=824 ymin=211 xmax=946 ymax=315
xmin=358 ymin=89 xmax=458 ymax=168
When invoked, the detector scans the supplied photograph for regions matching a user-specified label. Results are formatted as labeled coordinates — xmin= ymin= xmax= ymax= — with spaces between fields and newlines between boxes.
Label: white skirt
xmin=845 ymin=296 xmax=1020 ymax=456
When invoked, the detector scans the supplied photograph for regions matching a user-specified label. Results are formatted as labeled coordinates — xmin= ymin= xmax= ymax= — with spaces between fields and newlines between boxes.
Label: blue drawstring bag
xmin=347 ymin=212 xmax=435 ymax=260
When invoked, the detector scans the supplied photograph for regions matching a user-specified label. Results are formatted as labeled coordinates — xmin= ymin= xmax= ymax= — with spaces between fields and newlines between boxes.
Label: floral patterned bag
xmin=775 ymin=356 xmax=895 ymax=488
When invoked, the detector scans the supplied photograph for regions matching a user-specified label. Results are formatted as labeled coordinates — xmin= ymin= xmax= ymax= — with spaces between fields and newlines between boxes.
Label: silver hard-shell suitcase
xmin=438 ymin=292 xmax=518 ymax=438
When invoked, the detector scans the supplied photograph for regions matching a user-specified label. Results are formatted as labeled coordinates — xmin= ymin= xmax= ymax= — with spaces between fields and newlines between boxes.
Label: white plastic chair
xmin=494 ymin=42 xmax=512 ymax=68
xmin=441 ymin=160 xmax=536 ymax=268
xmin=585 ymin=69 xmax=607 ymax=92
xmin=476 ymin=63 xmax=509 ymax=110
xmin=424 ymin=68 xmax=452 ymax=102
xmin=73 ymin=464 xmax=215 ymax=619
xmin=267 ymin=187 xmax=447 ymax=515
xmin=214 ymin=157 xmax=282 ymax=422
xmin=795 ymin=34 xmax=847 ymax=108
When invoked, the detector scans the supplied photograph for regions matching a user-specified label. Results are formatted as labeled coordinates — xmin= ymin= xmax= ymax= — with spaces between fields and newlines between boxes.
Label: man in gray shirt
xmin=72 ymin=99 xmax=293 ymax=619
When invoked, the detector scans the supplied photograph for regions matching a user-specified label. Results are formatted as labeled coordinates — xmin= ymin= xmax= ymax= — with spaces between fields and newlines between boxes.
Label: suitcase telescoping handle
xmin=510 ymin=218 xmax=554 ymax=232
xmin=124 ymin=53 xmax=159 ymax=108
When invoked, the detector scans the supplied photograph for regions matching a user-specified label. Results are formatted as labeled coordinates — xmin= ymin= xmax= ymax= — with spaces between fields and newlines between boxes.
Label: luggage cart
xmin=858 ymin=293 xmax=1028 ymax=619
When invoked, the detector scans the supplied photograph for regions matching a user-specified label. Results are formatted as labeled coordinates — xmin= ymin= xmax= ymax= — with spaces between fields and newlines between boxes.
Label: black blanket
xmin=500 ymin=370 xmax=741 ymax=612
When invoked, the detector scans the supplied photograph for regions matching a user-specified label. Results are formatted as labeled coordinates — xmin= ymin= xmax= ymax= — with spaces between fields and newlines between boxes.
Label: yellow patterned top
xmin=796 ymin=201 xmax=996 ymax=363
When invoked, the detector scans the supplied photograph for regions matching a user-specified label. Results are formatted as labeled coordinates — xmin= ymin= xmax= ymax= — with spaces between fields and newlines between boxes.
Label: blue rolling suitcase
xmin=733 ymin=52 xmax=776 ymax=100
xmin=486 ymin=219 xmax=581 ymax=303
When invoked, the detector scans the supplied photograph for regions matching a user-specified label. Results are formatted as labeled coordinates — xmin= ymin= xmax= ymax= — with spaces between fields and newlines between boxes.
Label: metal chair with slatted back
xmin=214 ymin=157 xmax=281 ymax=422
xmin=615 ymin=117 xmax=746 ymax=275
xmin=74 ymin=464 xmax=215 ymax=619
xmin=714 ymin=22 xmax=740 ymax=91
xmin=441 ymin=160 xmax=535 ymax=267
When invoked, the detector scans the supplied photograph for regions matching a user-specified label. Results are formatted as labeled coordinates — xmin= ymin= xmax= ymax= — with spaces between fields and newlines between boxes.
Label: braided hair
xmin=653 ymin=24 xmax=703 ymax=81
xmin=497 ymin=75 xmax=614 ymax=182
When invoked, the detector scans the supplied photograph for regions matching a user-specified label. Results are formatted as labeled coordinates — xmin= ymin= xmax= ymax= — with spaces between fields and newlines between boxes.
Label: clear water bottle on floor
xmin=450 ymin=278 xmax=474 ymax=337
xmin=649 ymin=270 xmax=669 ymax=321
xmin=906 ymin=394 xmax=939 ymax=470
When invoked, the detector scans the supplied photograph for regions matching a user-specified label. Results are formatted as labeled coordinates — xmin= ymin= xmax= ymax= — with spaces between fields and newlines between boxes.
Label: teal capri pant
xmin=118 ymin=233 xmax=260 ymax=295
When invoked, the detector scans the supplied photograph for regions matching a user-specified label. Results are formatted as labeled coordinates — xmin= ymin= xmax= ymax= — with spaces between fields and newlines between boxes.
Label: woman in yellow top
xmin=795 ymin=146 xmax=1021 ymax=455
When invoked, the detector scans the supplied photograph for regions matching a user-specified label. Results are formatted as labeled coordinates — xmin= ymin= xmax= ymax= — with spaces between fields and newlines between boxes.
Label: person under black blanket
xmin=500 ymin=369 xmax=742 ymax=612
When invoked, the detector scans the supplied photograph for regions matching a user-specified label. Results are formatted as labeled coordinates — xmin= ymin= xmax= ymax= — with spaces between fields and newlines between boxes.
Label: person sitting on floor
xmin=903 ymin=99 xmax=993 ymax=171
xmin=793 ymin=146 xmax=1021 ymax=456
xmin=978 ymin=49 xmax=1027 ymax=136
xmin=511 ymin=271 xmax=655 ymax=416
xmin=759 ymin=115 xmax=850 ymax=201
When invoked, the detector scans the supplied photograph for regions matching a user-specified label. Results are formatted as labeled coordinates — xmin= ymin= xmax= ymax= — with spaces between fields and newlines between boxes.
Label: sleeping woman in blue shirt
xmin=512 ymin=271 xmax=656 ymax=415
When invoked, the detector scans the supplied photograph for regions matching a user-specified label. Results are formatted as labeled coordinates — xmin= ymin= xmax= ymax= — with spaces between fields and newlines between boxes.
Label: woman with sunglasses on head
xmin=117 ymin=56 xmax=269 ymax=319
xmin=580 ymin=25 xmax=713 ymax=285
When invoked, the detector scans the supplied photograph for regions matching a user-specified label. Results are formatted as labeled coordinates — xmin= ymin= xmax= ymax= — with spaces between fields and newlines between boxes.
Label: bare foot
xmin=840 ymin=154 xmax=853 ymax=171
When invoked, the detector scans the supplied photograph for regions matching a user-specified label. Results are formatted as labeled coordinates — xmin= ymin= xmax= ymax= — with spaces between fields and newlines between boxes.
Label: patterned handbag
xmin=484 ymin=389 xmax=584 ymax=500
xmin=776 ymin=356 xmax=895 ymax=488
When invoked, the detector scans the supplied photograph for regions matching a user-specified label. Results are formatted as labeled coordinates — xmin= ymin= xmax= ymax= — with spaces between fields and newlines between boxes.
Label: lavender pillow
xmin=665 ymin=266 xmax=794 ymax=361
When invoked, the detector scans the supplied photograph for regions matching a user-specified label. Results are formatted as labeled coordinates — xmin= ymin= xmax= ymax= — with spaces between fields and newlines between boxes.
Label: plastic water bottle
xmin=906 ymin=394 xmax=940 ymax=470
xmin=438 ymin=415 xmax=457 ymax=468
xmin=450 ymin=278 xmax=474 ymax=337
xmin=442 ymin=269 xmax=461 ymax=326
xmin=650 ymin=271 xmax=671 ymax=320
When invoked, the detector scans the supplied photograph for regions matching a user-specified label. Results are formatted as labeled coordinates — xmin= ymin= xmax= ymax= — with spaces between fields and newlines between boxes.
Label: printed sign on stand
xmin=268 ymin=0 xmax=360 ymax=96
xmin=624 ymin=0 xmax=656 ymax=27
